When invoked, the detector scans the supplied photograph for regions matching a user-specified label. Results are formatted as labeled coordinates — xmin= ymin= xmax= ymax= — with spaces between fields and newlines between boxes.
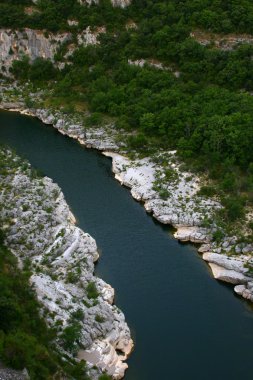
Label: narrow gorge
xmin=1 ymin=0 xmax=253 ymax=379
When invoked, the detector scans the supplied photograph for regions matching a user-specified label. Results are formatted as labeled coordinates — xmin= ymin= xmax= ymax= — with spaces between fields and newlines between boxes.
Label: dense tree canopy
xmin=2 ymin=0 xmax=253 ymax=216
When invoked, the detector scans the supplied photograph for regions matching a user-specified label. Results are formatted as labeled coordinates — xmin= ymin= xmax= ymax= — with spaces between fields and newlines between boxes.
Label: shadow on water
xmin=1 ymin=110 xmax=253 ymax=380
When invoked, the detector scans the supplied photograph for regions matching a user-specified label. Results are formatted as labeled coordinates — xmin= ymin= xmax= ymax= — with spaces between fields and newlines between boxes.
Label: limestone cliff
xmin=0 ymin=29 xmax=70 ymax=72
xmin=0 ymin=27 xmax=104 ymax=73
xmin=77 ymin=0 xmax=131 ymax=8
xmin=32 ymin=0 xmax=131 ymax=5
xmin=0 ymin=147 xmax=133 ymax=379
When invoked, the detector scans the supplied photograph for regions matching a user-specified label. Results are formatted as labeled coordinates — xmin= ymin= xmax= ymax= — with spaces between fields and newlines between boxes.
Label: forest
xmin=1 ymin=0 xmax=253 ymax=377
xmin=2 ymin=1 xmax=253 ymax=219
xmin=0 ymin=231 xmax=93 ymax=379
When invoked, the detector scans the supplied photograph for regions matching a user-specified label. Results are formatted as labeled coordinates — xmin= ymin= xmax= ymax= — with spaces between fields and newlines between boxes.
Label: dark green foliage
xmin=71 ymin=308 xmax=85 ymax=321
xmin=61 ymin=322 xmax=82 ymax=352
xmin=10 ymin=57 xmax=58 ymax=82
xmin=0 ymin=240 xmax=58 ymax=378
xmin=66 ymin=270 xmax=79 ymax=284
xmin=85 ymin=112 xmax=103 ymax=127
xmin=2 ymin=0 xmax=253 ymax=34
xmin=98 ymin=375 xmax=112 ymax=380
xmin=198 ymin=186 xmax=217 ymax=197
xmin=0 ymin=225 xmax=91 ymax=379
xmin=3 ymin=331 xmax=57 ymax=378
xmin=0 ymin=4 xmax=29 ymax=29
xmin=212 ymin=229 xmax=225 ymax=242
xmin=221 ymin=196 xmax=246 ymax=221
xmin=86 ymin=281 xmax=99 ymax=299
xmin=95 ymin=315 xmax=105 ymax=323
xmin=0 ymin=297 xmax=22 ymax=332
xmin=127 ymin=134 xmax=148 ymax=150
xmin=3 ymin=1 xmax=253 ymax=219
xmin=67 ymin=360 xmax=90 ymax=380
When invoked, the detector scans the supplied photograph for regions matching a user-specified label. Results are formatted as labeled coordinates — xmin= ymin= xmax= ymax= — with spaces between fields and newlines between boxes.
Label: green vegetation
xmin=2 ymin=1 xmax=253 ymax=225
xmin=0 ymin=230 xmax=92 ymax=379
xmin=2 ymin=0 xmax=253 ymax=34
xmin=1 ymin=2 xmax=253 ymax=374
xmin=95 ymin=315 xmax=105 ymax=323
xmin=98 ymin=375 xmax=112 ymax=380
xmin=5 ymin=0 xmax=253 ymax=225
xmin=86 ymin=281 xmax=99 ymax=299
xmin=10 ymin=57 xmax=57 ymax=82
xmin=61 ymin=322 xmax=82 ymax=353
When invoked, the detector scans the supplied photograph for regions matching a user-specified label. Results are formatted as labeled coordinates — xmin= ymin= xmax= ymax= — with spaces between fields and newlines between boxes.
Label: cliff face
xmin=0 ymin=27 xmax=104 ymax=73
xmin=110 ymin=0 xmax=131 ymax=7
xmin=77 ymin=0 xmax=131 ymax=7
xmin=0 ymin=29 xmax=70 ymax=72
xmin=33 ymin=0 xmax=131 ymax=5
xmin=0 ymin=148 xmax=133 ymax=379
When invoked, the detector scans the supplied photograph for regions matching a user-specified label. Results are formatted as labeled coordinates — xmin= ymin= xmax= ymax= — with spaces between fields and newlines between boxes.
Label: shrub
xmin=86 ymin=112 xmax=103 ymax=127
xmin=127 ymin=134 xmax=147 ymax=150
xmin=66 ymin=271 xmax=79 ymax=284
xmin=198 ymin=186 xmax=216 ymax=197
xmin=212 ymin=229 xmax=224 ymax=242
xmin=99 ymin=374 xmax=112 ymax=380
xmin=222 ymin=196 xmax=246 ymax=222
xmin=95 ymin=315 xmax=105 ymax=323
xmin=86 ymin=282 xmax=99 ymax=299
xmin=61 ymin=322 xmax=81 ymax=352
xmin=3 ymin=331 xmax=57 ymax=378
xmin=71 ymin=309 xmax=85 ymax=321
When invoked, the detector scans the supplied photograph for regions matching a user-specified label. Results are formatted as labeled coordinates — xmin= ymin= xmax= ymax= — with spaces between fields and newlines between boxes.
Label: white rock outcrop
xmin=0 ymin=27 xmax=105 ymax=73
xmin=190 ymin=30 xmax=253 ymax=50
xmin=207 ymin=263 xmax=249 ymax=284
xmin=203 ymin=252 xmax=250 ymax=274
xmin=78 ymin=0 xmax=131 ymax=7
xmin=111 ymin=0 xmax=131 ymax=8
xmin=0 ymin=29 xmax=71 ymax=72
xmin=103 ymin=152 xmax=220 ymax=236
xmin=0 ymin=148 xmax=133 ymax=379
xmin=1 ymin=81 xmax=253 ymax=305
xmin=203 ymin=252 xmax=253 ymax=297
xmin=234 ymin=283 xmax=253 ymax=302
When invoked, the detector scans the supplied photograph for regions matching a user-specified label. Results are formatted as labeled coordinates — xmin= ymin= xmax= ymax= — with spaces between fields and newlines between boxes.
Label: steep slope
xmin=0 ymin=147 xmax=133 ymax=379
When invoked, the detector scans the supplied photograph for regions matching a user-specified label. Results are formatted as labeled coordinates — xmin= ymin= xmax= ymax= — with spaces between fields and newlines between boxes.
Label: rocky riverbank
xmin=0 ymin=146 xmax=133 ymax=380
xmin=1 ymin=81 xmax=253 ymax=304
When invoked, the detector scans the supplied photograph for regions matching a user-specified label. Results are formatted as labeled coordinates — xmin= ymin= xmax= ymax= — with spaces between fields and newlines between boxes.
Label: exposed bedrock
xmin=0 ymin=150 xmax=133 ymax=379
xmin=1 ymin=85 xmax=253 ymax=306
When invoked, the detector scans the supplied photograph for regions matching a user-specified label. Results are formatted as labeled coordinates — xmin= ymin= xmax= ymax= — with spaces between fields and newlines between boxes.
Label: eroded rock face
xmin=128 ymin=58 xmax=180 ymax=77
xmin=0 ymin=29 xmax=70 ymax=72
xmin=203 ymin=252 xmax=249 ymax=274
xmin=207 ymin=263 xmax=250 ymax=285
xmin=111 ymin=0 xmax=131 ymax=7
xmin=234 ymin=283 xmax=253 ymax=302
xmin=202 ymin=252 xmax=253 ymax=298
xmin=0 ymin=148 xmax=133 ymax=379
xmin=0 ymin=368 xmax=29 ymax=380
xmin=0 ymin=27 xmax=105 ymax=73
xmin=103 ymin=152 xmax=220 ymax=236
xmin=78 ymin=0 xmax=131 ymax=7
xmin=190 ymin=30 xmax=253 ymax=50
xmin=33 ymin=0 xmax=131 ymax=6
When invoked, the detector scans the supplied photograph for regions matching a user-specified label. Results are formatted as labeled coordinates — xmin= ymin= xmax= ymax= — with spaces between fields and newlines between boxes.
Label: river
xmin=0 ymin=110 xmax=253 ymax=380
